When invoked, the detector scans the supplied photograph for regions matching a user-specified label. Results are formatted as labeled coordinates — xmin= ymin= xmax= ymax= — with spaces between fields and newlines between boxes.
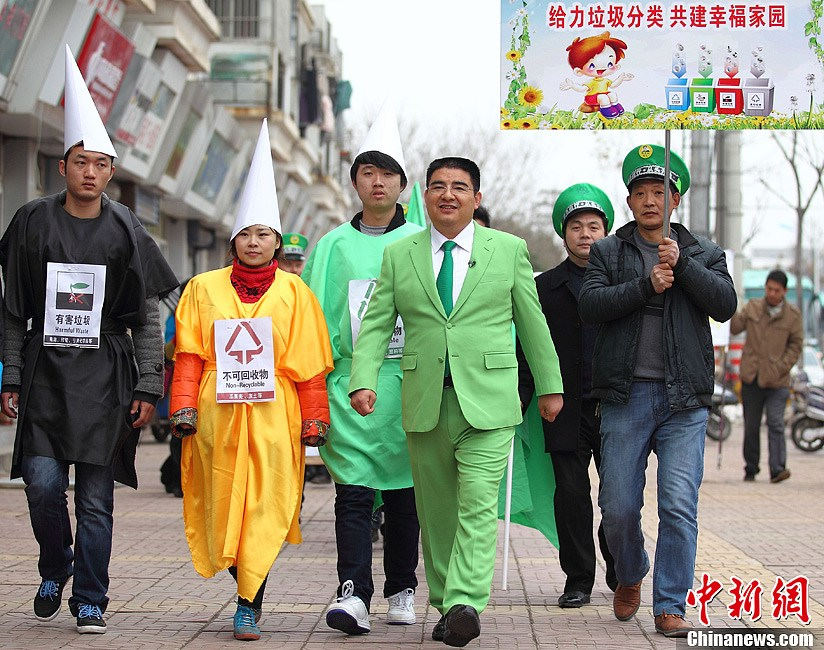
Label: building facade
xmin=0 ymin=0 xmax=351 ymax=285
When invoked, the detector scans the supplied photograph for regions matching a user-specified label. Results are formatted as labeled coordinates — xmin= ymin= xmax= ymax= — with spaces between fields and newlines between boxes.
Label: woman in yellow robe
xmin=170 ymin=223 xmax=333 ymax=641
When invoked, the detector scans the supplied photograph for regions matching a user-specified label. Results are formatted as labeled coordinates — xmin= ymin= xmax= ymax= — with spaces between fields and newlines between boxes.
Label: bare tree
xmin=761 ymin=132 xmax=824 ymax=322
xmin=346 ymin=114 xmax=566 ymax=270
xmin=740 ymin=197 xmax=766 ymax=251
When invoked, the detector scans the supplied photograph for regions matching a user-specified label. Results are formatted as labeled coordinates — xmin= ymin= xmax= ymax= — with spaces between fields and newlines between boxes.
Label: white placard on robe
xmin=214 ymin=317 xmax=276 ymax=403
xmin=43 ymin=263 xmax=106 ymax=348
xmin=349 ymin=278 xmax=404 ymax=358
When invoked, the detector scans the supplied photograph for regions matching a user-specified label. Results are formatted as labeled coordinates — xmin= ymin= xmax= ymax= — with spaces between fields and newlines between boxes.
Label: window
xmin=0 ymin=0 xmax=40 ymax=77
xmin=206 ymin=0 xmax=259 ymax=38
xmin=191 ymin=133 xmax=235 ymax=202
xmin=164 ymin=110 xmax=199 ymax=179
xmin=132 ymin=82 xmax=176 ymax=162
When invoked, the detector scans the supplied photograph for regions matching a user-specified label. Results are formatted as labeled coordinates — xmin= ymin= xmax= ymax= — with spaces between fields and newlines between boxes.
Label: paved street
xmin=0 ymin=416 xmax=823 ymax=649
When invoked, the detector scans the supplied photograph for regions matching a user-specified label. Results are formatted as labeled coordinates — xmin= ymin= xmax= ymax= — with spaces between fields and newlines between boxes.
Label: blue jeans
xmin=598 ymin=382 xmax=708 ymax=616
xmin=21 ymin=455 xmax=114 ymax=614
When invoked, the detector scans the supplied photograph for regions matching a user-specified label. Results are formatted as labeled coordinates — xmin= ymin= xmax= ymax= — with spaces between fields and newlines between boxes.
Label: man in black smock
xmin=0 ymin=43 xmax=177 ymax=637
xmin=0 ymin=147 xmax=177 ymax=633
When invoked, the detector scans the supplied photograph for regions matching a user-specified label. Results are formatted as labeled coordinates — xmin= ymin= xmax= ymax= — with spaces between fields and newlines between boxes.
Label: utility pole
xmin=715 ymin=131 xmax=744 ymax=298
xmin=689 ymin=131 xmax=712 ymax=239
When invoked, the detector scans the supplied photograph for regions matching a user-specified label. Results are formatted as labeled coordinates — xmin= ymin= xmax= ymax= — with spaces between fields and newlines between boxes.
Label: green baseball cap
xmin=551 ymin=183 xmax=614 ymax=238
xmin=282 ymin=233 xmax=308 ymax=260
xmin=621 ymin=144 xmax=690 ymax=195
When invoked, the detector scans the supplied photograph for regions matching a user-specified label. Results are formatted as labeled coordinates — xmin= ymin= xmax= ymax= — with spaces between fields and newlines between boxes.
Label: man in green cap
xmin=517 ymin=183 xmax=616 ymax=610
xmin=579 ymin=145 xmax=736 ymax=638
xmin=279 ymin=233 xmax=308 ymax=275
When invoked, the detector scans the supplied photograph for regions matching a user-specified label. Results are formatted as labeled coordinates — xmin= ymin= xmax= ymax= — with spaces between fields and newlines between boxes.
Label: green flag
xmin=497 ymin=394 xmax=559 ymax=548
xmin=404 ymin=181 xmax=427 ymax=227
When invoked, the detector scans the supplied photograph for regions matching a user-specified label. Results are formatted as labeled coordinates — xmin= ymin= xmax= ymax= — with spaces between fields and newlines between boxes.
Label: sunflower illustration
xmin=516 ymin=118 xmax=538 ymax=130
xmin=501 ymin=119 xmax=515 ymax=129
xmin=501 ymin=107 xmax=510 ymax=118
xmin=506 ymin=50 xmax=521 ymax=62
xmin=518 ymin=85 xmax=543 ymax=108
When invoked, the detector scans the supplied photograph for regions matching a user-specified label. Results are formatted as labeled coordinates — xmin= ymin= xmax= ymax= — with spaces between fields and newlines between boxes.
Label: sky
xmin=316 ymin=0 xmax=824 ymax=258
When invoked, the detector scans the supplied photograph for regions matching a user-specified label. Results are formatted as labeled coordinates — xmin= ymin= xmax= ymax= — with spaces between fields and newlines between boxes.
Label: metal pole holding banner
xmin=501 ymin=436 xmax=515 ymax=590
xmin=663 ymin=129 xmax=672 ymax=239
xmin=717 ymin=345 xmax=729 ymax=470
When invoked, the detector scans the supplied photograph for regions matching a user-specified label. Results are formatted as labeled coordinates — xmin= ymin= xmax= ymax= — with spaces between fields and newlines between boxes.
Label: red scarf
xmin=230 ymin=258 xmax=277 ymax=303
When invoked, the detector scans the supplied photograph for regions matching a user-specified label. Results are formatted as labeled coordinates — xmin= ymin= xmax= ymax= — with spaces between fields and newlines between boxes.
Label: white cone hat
xmin=231 ymin=119 xmax=282 ymax=240
xmin=63 ymin=44 xmax=117 ymax=158
xmin=356 ymin=99 xmax=406 ymax=176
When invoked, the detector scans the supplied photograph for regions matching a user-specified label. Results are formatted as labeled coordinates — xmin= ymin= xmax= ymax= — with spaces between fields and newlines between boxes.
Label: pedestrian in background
xmin=579 ymin=144 xmax=736 ymax=638
xmin=278 ymin=233 xmax=308 ymax=275
xmin=170 ymin=121 xmax=333 ymax=642
xmin=472 ymin=205 xmax=491 ymax=228
xmin=731 ymin=268 xmax=802 ymax=483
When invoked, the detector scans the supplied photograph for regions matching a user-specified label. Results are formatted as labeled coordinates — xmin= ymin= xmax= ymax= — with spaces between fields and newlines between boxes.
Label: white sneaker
xmin=386 ymin=588 xmax=416 ymax=624
xmin=326 ymin=580 xmax=370 ymax=634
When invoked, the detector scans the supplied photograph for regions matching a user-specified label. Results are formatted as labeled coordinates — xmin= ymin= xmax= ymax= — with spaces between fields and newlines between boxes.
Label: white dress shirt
xmin=431 ymin=221 xmax=475 ymax=306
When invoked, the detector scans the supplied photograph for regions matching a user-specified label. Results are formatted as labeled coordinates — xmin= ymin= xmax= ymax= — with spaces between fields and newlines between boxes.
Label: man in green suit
xmin=350 ymin=157 xmax=563 ymax=647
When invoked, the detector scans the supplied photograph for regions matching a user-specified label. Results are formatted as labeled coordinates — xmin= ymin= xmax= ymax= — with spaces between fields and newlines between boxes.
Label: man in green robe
xmin=301 ymin=103 xmax=422 ymax=635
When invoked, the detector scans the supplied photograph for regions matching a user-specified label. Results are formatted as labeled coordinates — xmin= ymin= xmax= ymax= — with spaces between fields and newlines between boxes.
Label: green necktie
xmin=436 ymin=240 xmax=457 ymax=377
xmin=436 ymin=240 xmax=457 ymax=316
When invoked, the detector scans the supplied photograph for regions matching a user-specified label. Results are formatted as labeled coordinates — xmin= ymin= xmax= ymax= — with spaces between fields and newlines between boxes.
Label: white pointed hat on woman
xmin=63 ymin=44 xmax=117 ymax=158
xmin=356 ymin=99 xmax=406 ymax=177
xmin=231 ymin=119 xmax=282 ymax=240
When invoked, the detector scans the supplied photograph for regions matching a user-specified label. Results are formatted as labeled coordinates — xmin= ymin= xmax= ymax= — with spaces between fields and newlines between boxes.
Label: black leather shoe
xmin=443 ymin=604 xmax=480 ymax=647
xmin=558 ymin=590 xmax=591 ymax=608
xmin=432 ymin=615 xmax=446 ymax=641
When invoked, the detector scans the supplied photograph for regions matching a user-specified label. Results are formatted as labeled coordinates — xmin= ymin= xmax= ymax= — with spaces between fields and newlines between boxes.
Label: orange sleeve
xmin=169 ymin=352 xmax=204 ymax=414
xmin=295 ymin=371 xmax=330 ymax=424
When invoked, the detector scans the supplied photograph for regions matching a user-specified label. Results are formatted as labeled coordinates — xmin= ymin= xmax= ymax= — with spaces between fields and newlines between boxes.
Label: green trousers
xmin=406 ymin=387 xmax=514 ymax=614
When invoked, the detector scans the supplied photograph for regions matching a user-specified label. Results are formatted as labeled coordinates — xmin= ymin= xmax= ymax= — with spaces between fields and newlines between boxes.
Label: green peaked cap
xmin=551 ymin=183 xmax=614 ymax=238
xmin=282 ymin=233 xmax=308 ymax=259
xmin=622 ymin=144 xmax=690 ymax=195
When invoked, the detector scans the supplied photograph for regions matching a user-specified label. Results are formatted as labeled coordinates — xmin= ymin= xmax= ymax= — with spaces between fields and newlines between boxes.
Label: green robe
xmin=302 ymin=220 xmax=422 ymax=488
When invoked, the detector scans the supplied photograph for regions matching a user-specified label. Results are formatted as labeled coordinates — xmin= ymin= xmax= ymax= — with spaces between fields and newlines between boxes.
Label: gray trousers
xmin=741 ymin=381 xmax=789 ymax=477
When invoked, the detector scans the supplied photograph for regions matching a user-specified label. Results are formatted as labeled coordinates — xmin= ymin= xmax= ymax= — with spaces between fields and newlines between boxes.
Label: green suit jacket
xmin=349 ymin=226 xmax=563 ymax=432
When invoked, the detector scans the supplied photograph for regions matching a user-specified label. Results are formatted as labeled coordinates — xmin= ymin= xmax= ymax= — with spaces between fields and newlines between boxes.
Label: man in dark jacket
xmin=518 ymin=183 xmax=616 ymax=609
xmin=579 ymin=144 xmax=736 ymax=638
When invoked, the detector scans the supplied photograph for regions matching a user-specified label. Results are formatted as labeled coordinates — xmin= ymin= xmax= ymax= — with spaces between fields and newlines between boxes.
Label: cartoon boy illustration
xmin=560 ymin=32 xmax=634 ymax=118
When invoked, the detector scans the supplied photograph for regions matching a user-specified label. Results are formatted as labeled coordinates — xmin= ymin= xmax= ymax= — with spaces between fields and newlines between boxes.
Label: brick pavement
xmin=0 ymin=417 xmax=823 ymax=648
